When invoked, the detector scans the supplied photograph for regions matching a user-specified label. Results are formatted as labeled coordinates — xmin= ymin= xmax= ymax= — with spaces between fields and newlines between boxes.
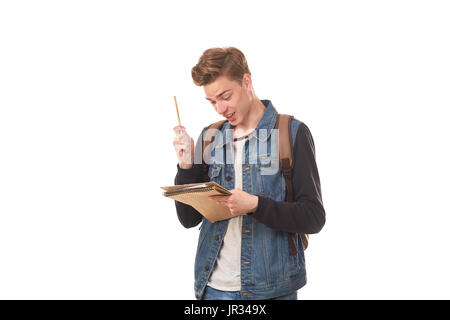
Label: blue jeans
xmin=201 ymin=286 xmax=298 ymax=300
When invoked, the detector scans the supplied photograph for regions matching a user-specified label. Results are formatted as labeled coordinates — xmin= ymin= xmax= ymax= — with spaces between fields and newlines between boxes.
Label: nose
xmin=216 ymin=101 xmax=227 ymax=115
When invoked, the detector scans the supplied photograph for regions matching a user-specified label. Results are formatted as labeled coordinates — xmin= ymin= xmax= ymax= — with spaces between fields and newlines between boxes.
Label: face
xmin=204 ymin=74 xmax=252 ymax=126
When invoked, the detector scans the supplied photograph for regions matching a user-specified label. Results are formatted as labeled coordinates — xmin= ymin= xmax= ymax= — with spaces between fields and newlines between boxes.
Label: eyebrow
xmin=205 ymin=89 xmax=232 ymax=101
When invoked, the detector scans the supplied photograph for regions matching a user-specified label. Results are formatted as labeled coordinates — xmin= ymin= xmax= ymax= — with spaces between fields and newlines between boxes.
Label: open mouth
xmin=225 ymin=112 xmax=236 ymax=121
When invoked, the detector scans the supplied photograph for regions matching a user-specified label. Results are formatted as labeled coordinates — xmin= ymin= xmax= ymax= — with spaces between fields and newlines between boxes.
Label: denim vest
xmin=194 ymin=100 xmax=306 ymax=300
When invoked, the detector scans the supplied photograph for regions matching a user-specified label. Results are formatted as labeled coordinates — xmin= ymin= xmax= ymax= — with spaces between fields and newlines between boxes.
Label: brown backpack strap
xmin=202 ymin=120 xmax=227 ymax=165
xmin=276 ymin=114 xmax=309 ymax=252
xmin=277 ymin=115 xmax=294 ymax=201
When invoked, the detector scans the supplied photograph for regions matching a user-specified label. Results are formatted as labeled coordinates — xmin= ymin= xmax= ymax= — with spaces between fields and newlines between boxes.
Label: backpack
xmin=202 ymin=114 xmax=308 ymax=253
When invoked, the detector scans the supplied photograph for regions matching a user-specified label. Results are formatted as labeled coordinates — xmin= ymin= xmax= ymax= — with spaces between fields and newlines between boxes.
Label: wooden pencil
xmin=174 ymin=96 xmax=181 ymax=126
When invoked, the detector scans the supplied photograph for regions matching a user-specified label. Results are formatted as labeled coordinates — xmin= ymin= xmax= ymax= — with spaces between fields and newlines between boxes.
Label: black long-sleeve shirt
xmin=174 ymin=122 xmax=326 ymax=235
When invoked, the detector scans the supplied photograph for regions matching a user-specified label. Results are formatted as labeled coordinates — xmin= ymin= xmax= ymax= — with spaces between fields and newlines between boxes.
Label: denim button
xmin=226 ymin=176 xmax=232 ymax=181
xmin=214 ymin=235 xmax=219 ymax=241
xmin=204 ymin=265 xmax=209 ymax=271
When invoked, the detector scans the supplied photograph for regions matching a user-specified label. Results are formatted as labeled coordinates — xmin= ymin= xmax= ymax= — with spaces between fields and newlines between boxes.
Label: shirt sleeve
xmin=251 ymin=122 xmax=326 ymax=234
xmin=173 ymin=129 xmax=209 ymax=229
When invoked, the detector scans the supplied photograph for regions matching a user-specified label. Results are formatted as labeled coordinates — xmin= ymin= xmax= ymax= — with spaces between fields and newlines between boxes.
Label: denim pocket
xmin=256 ymin=155 xmax=285 ymax=200
xmin=208 ymin=164 xmax=222 ymax=184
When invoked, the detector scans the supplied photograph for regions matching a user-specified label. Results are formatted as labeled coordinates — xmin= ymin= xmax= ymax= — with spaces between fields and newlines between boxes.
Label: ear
xmin=242 ymin=73 xmax=252 ymax=89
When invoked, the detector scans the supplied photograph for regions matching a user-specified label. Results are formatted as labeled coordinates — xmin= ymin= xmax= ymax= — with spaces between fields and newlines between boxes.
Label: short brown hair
xmin=191 ymin=47 xmax=251 ymax=86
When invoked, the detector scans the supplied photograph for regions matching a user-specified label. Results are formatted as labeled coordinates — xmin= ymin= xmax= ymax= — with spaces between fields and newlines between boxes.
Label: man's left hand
xmin=209 ymin=189 xmax=258 ymax=217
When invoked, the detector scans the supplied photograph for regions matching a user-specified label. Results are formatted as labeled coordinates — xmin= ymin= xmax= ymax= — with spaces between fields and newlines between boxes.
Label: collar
xmin=216 ymin=99 xmax=278 ymax=148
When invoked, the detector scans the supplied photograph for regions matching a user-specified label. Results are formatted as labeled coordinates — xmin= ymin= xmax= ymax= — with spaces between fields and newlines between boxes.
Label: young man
xmin=173 ymin=47 xmax=326 ymax=300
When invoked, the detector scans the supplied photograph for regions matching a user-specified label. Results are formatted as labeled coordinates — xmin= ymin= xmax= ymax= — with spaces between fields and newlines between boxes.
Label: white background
xmin=1 ymin=0 xmax=449 ymax=299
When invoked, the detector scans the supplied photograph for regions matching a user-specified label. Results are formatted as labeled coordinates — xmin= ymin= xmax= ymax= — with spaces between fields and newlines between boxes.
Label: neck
xmin=234 ymin=97 xmax=266 ymax=137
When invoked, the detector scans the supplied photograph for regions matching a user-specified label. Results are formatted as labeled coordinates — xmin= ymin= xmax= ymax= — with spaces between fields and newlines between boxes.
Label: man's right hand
xmin=173 ymin=125 xmax=194 ymax=169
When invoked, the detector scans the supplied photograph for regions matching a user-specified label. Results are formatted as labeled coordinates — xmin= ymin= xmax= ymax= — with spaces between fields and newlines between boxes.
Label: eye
xmin=223 ymin=95 xmax=231 ymax=101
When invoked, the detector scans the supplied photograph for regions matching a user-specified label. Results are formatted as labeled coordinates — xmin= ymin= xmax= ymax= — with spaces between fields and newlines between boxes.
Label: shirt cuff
xmin=250 ymin=195 xmax=267 ymax=217
xmin=176 ymin=164 xmax=206 ymax=184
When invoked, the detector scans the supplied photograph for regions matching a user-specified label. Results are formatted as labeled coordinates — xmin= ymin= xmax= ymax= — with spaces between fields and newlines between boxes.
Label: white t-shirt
xmin=207 ymin=136 xmax=247 ymax=291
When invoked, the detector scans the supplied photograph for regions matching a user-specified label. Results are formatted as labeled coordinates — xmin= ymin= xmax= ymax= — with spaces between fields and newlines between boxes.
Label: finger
xmin=174 ymin=144 xmax=185 ymax=152
xmin=174 ymin=136 xmax=183 ymax=144
xmin=174 ymin=126 xmax=187 ymax=136
xmin=216 ymin=201 xmax=229 ymax=207
xmin=173 ymin=137 xmax=186 ymax=148
xmin=173 ymin=139 xmax=182 ymax=147
xmin=209 ymin=195 xmax=229 ymax=201
xmin=209 ymin=197 xmax=223 ymax=203
xmin=173 ymin=125 xmax=186 ymax=131
xmin=209 ymin=198 xmax=225 ymax=205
